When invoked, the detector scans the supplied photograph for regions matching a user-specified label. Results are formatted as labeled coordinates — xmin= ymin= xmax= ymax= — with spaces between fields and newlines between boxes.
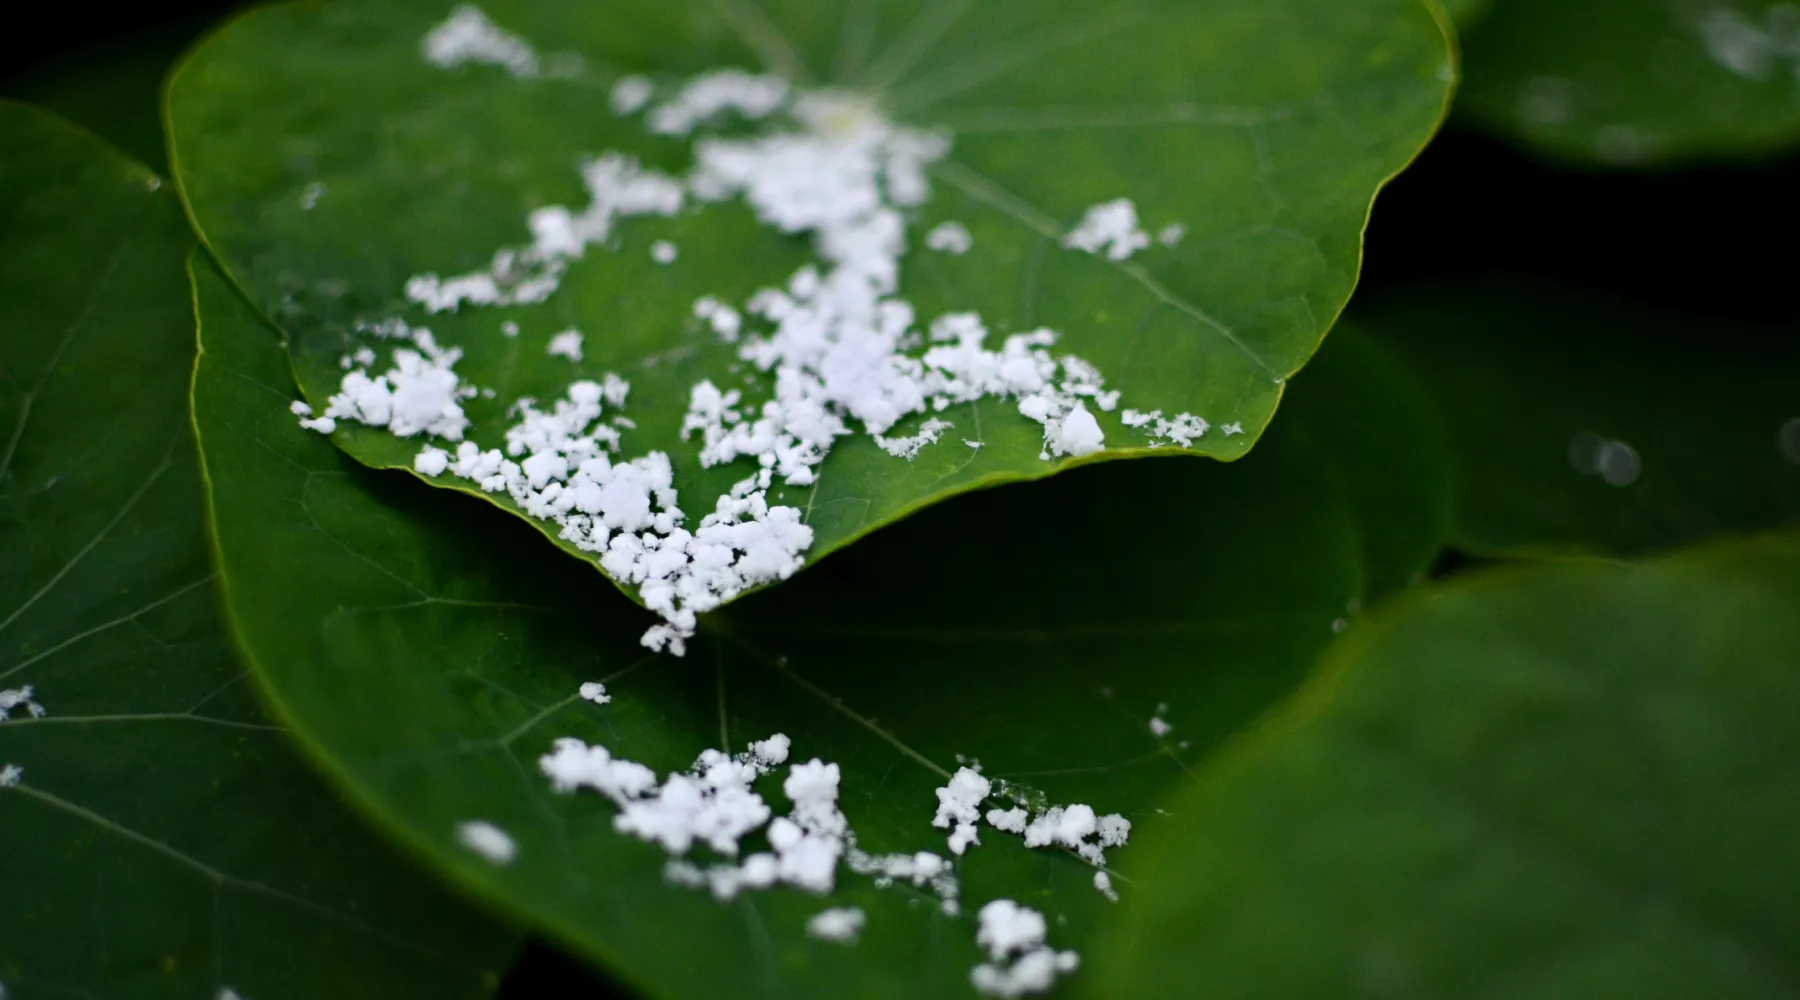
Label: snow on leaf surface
xmin=0 ymin=104 xmax=516 ymax=999
xmin=166 ymin=0 xmax=1454 ymax=622
xmin=191 ymin=251 xmax=1450 ymax=1000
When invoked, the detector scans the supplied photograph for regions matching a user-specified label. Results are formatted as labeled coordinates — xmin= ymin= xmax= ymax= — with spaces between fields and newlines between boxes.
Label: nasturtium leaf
xmin=1357 ymin=278 xmax=1800 ymax=558
xmin=192 ymin=243 xmax=1444 ymax=999
xmin=1458 ymin=0 xmax=1800 ymax=166
xmin=167 ymin=0 xmax=1454 ymax=639
xmin=0 ymin=103 xmax=517 ymax=1000
xmin=1090 ymin=534 xmax=1800 ymax=998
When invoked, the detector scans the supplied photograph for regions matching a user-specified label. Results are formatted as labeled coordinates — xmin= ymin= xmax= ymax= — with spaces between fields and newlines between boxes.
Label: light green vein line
xmin=920 ymin=102 xmax=1287 ymax=134
xmin=932 ymin=159 xmax=1278 ymax=375
xmin=860 ymin=0 xmax=977 ymax=92
xmin=1 ymin=713 xmax=287 ymax=732
xmin=0 ymin=575 xmax=215 ymax=684
xmin=705 ymin=0 xmax=808 ymax=81
xmin=886 ymin=5 xmax=1148 ymax=113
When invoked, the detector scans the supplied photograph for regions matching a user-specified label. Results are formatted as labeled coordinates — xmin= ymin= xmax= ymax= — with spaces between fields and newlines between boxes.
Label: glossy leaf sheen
xmin=192 ymin=250 xmax=1446 ymax=998
xmin=167 ymin=0 xmax=1452 ymax=603
xmin=0 ymin=103 xmax=516 ymax=1000
xmin=1459 ymin=0 xmax=1800 ymax=166
xmin=1093 ymin=536 xmax=1800 ymax=997
xmin=1359 ymin=278 xmax=1800 ymax=558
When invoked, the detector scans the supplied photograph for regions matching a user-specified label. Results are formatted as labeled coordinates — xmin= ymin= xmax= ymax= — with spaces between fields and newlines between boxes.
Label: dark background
xmin=4 ymin=4 xmax=1793 ymax=995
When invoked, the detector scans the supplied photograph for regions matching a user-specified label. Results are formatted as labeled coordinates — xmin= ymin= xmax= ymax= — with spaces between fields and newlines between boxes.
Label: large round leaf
xmin=1459 ymin=0 xmax=1800 ymax=166
xmin=1357 ymin=278 xmax=1800 ymax=558
xmin=191 ymin=247 xmax=1446 ymax=998
xmin=167 ymin=0 xmax=1454 ymax=619
xmin=1091 ymin=534 xmax=1800 ymax=996
xmin=0 ymin=103 xmax=516 ymax=1000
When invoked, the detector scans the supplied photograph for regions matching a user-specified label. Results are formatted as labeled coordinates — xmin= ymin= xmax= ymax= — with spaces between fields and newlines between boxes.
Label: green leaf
xmin=1437 ymin=0 xmax=1491 ymax=30
xmin=1089 ymin=534 xmax=1800 ymax=997
xmin=191 ymin=243 xmax=1445 ymax=997
xmin=166 ymin=0 xmax=1454 ymax=622
xmin=0 ymin=102 xmax=517 ymax=1000
xmin=1458 ymin=0 xmax=1800 ymax=166
xmin=1357 ymin=278 xmax=1800 ymax=558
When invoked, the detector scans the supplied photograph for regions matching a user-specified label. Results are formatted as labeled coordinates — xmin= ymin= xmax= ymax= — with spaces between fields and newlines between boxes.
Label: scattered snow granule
xmin=875 ymin=418 xmax=953 ymax=460
xmin=289 ymin=400 xmax=313 ymax=417
xmin=1063 ymin=198 xmax=1151 ymax=261
xmin=1121 ymin=409 xmax=1208 ymax=448
xmin=501 ymin=320 xmax=520 ymax=338
xmin=925 ymin=221 xmax=973 ymax=255
xmin=457 ymin=820 xmax=517 ymax=865
xmin=1157 ymin=223 xmax=1186 ymax=247
xmin=610 ymin=74 xmax=656 ymax=115
xmin=579 ymin=682 xmax=611 ymax=705
xmin=807 ymin=907 xmax=866 ymax=944
xmin=1149 ymin=715 xmax=1172 ymax=738
xmin=422 ymin=4 xmax=539 ymax=78
xmin=0 ymin=764 xmax=20 ymax=787
xmin=300 ymin=182 xmax=326 ymax=211
xmin=651 ymin=240 xmax=679 ymax=265
xmin=647 ymin=69 xmax=790 ymax=136
xmin=986 ymin=807 xmax=1028 ymax=833
xmin=1093 ymin=870 xmax=1118 ymax=902
xmin=0 ymin=686 xmax=46 ymax=722
xmin=414 ymin=446 xmax=450 ymax=476
xmin=547 ymin=329 xmax=585 ymax=362
xmin=1222 ymin=422 xmax=1244 ymax=436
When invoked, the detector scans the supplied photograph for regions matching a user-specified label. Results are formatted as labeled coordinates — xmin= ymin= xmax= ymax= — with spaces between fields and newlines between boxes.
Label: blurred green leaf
xmin=192 ymin=242 xmax=1447 ymax=997
xmin=1092 ymin=534 xmax=1800 ymax=997
xmin=0 ymin=102 xmax=517 ymax=1000
xmin=1459 ymin=0 xmax=1800 ymax=166
xmin=1356 ymin=278 xmax=1800 ymax=558
xmin=166 ymin=0 xmax=1452 ymax=608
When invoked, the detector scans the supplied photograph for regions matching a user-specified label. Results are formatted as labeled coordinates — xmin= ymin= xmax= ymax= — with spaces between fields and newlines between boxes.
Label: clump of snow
xmin=457 ymin=820 xmax=517 ymax=865
xmin=985 ymin=806 xmax=1027 ymax=833
xmin=547 ymin=329 xmax=584 ymax=361
xmin=610 ymin=74 xmax=656 ymax=116
xmin=925 ymin=220 xmax=973 ymax=255
xmin=303 ymin=324 xmax=474 ymax=441
xmin=971 ymin=900 xmax=1080 ymax=997
xmin=807 ymin=906 xmax=866 ymax=944
xmin=1149 ymin=703 xmax=1173 ymax=738
xmin=1121 ymin=408 xmax=1209 ymax=448
xmin=933 ymin=767 xmax=990 ymax=856
xmin=1222 ymin=421 xmax=1245 ymax=436
xmin=422 ymin=4 xmax=539 ymax=78
xmin=578 ymin=681 xmax=610 ymax=705
xmin=648 ymin=69 xmax=790 ymax=136
xmin=0 ymin=764 xmax=21 ymax=787
xmin=1063 ymin=198 xmax=1150 ymax=261
xmin=1093 ymin=870 xmax=1118 ymax=902
xmin=0 ymin=686 xmax=46 ymax=722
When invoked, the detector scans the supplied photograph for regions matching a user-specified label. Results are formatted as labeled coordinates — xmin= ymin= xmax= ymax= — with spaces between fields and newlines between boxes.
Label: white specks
xmin=1121 ymin=409 xmax=1208 ymax=448
xmin=1778 ymin=417 xmax=1800 ymax=465
xmin=579 ymin=681 xmax=611 ymax=705
xmin=875 ymin=418 xmax=954 ymax=460
xmin=414 ymin=446 xmax=450 ymax=476
xmin=1063 ymin=198 xmax=1151 ymax=262
xmin=651 ymin=240 xmax=679 ymax=265
xmin=1571 ymin=432 xmax=1641 ymax=487
xmin=300 ymin=182 xmax=326 ymax=211
xmin=457 ymin=820 xmax=517 ymax=865
xmin=422 ymin=4 xmax=539 ymax=78
xmin=0 ymin=686 xmax=46 ymax=722
xmin=1157 ymin=223 xmax=1186 ymax=247
xmin=925 ymin=220 xmax=973 ymax=255
xmin=971 ymin=900 xmax=1080 ymax=998
xmin=501 ymin=320 xmax=520 ymax=338
xmin=807 ymin=907 xmax=866 ymax=944
xmin=547 ymin=328 xmax=585 ymax=362
xmin=0 ymin=764 xmax=21 ymax=787
xmin=1222 ymin=422 xmax=1244 ymax=437
xmin=610 ymin=74 xmax=656 ymax=116
xmin=1093 ymin=870 xmax=1118 ymax=902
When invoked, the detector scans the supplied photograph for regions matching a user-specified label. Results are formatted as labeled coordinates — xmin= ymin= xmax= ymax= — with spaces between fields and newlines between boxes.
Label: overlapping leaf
xmin=1459 ymin=0 xmax=1800 ymax=165
xmin=1092 ymin=535 xmax=1800 ymax=996
xmin=191 ymin=248 xmax=1448 ymax=998
xmin=167 ymin=0 xmax=1453 ymax=609
xmin=0 ymin=102 xmax=517 ymax=1000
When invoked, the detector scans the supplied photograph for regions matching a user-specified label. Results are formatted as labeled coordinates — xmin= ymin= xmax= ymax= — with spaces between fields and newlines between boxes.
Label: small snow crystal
xmin=610 ymin=74 xmax=656 ymax=116
xmin=1063 ymin=198 xmax=1151 ymax=262
xmin=422 ymin=4 xmax=539 ymax=78
xmin=1157 ymin=223 xmax=1187 ymax=247
xmin=651 ymin=240 xmax=679 ymax=265
xmin=0 ymin=764 xmax=21 ymax=787
xmin=1222 ymin=422 xmax=1245 ymax=436
xmin=0 ymin=686 xmax=46 ymax=722
xmin=925 ymin=221 xmax=973 ymax=255
xmin=547 ymin=329 xmax=584 ymax=362
xmin=807 ymin=906 xmax=866 ymax=944
xmin=875 ymin=418 xmax=953 ymax=460
xmin=1093 ymin=870 xmax=1118 ymax=902
xmin=578 ymin=681 xmax=611 ymax=705
xmin=1121 ymin=409 xmax=1209 ymax=448
xmin=457 ymin=820 xmax=517 ymax=865
xmin=971 ymin=900 xmax=1080 ymax=998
